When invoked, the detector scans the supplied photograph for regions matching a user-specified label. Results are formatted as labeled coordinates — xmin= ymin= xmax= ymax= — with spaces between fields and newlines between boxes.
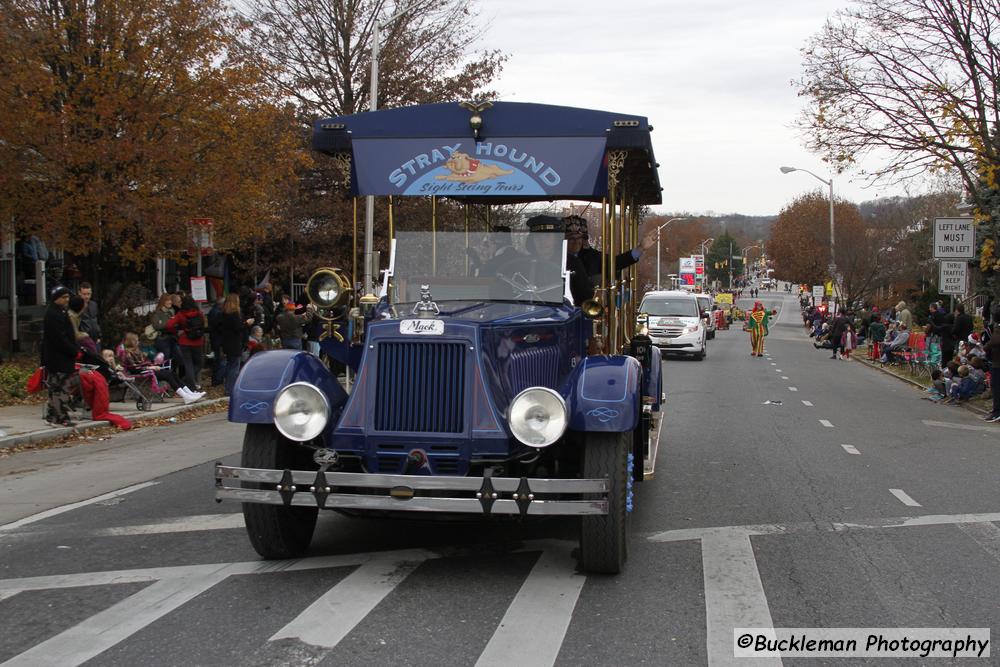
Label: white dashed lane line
xmin=788 ymin=387 xmax=798 ymax=392
xmin=889 ymin=489 xmax=923 ymax=507
xmin=802 ymin=401 xmax=814 ymax=407
xmin=841 ymin=445 xmax=861 ymax=455
xmin=819 ymin=419 xmax=834 ymax=427
xmin=781 ymin=376 xmax=789 ymax=380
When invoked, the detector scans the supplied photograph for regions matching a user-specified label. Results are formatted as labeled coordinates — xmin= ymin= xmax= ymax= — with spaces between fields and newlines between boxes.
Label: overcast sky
xmin=477 ymin=0 xmax=908 ymax=216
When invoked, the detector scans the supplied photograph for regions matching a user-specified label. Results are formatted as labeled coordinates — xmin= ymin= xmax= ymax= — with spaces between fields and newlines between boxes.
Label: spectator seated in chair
xmin=880 ymin=323 xmax=910 ymax=363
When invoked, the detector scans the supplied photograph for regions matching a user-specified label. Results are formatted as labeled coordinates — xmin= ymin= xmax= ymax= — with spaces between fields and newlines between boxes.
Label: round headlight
xmin=273 ymin=382 xmax=330 ymax=441
xmin=315 ymin=276 xmax=341 ymax=307
xmin=508 ymin=387 xmax=568 ymax=448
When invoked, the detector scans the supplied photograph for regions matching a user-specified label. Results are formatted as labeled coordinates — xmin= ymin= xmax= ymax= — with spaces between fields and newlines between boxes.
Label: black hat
xmin=525 ymin=215 xmax=564 ymax=233
xmin=50 ymin=285 xmax=70 ymax=300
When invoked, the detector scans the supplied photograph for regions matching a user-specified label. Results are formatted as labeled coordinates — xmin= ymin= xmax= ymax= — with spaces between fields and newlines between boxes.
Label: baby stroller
xmin=112 ymin=346 xmax=173 ymax=411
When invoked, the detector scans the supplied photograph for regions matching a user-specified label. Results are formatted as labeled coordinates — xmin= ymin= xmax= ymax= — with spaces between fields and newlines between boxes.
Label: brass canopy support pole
xmin=352 ymin=196 xmax=358 ymax=291
xmin=431 ymin=195 xmax=437 ymax=275
xmin=464 ymin=202 xmax=471 ymax=276
xmin=607 ymin=150 xmax=627 ymax=354
xmin=599 ymin=197 xmax=608 ymax=351
xmin=388 ymin=195 xmax=395 ymax=242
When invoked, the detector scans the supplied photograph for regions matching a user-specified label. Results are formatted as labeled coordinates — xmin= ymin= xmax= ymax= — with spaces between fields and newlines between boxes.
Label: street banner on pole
xmin=933 ymin=218 xmax=975 ymax=259
xmin=938 ymin=261 xmax=968 ymax=295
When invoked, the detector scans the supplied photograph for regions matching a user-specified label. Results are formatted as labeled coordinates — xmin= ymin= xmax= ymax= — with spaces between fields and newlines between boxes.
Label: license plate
xmin=399 ymin=319 xmax=444 ymax=335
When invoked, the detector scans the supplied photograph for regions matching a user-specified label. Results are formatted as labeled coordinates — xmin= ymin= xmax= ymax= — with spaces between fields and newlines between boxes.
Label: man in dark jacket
xmin=77 ymin=281 xmax=101 ymax=345
xmin=951 ymin=303 xmax=974 ymax=349
xmin=829 ymin=311 xmax=849 ymax=359
xmin=41 ymin=286 xmax=80 ymax=426
xmin=930 ymin=302 xmax=956 ymax=365
xmin=207 ymin=296 xmax=226 ymax=386
xmin=982 ymin=307 xmax=1000 ymax=422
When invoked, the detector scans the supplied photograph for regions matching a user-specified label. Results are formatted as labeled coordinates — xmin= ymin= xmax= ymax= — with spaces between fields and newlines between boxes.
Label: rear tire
xmin=580 ymin=430 xmax=630 ymax=574
xmin=241 ymin=424 xmax=318 ymax=559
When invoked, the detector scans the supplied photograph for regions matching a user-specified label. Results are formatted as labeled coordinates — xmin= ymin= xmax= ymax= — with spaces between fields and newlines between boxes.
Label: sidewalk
xmin=801 ymin=329 xmax=997 ymax=417
xmin=0 ymin=396 xmax=229 ymax=450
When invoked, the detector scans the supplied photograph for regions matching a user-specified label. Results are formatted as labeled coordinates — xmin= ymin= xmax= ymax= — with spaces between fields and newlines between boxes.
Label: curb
xmin=849 ymin=351 xmax=991 ymax=417
xmin=0 ymin=397 xmax=229 ymax=451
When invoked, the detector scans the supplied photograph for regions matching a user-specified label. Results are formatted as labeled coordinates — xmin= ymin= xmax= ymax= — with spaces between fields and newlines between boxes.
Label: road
xmin=1 ymin=289 xmax=999 ymax=666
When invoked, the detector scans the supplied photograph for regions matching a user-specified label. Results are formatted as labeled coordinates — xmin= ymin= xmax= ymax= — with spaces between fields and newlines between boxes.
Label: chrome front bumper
xmin=215 ymin=465 xmax=609 ymax=516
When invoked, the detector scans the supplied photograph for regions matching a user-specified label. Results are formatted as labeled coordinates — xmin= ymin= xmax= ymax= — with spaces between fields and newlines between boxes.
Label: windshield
xmin=391 ymin=231 xmax=566 ymax=305
xmin=640 ymin=298 xmax=699 ymax=317
xmin=696 ymin=296 xmax=712 ymax=311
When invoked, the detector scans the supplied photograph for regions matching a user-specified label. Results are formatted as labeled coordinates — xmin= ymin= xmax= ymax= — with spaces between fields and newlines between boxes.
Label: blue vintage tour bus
xmin=215 ymin=101 xmax=664 ymax=573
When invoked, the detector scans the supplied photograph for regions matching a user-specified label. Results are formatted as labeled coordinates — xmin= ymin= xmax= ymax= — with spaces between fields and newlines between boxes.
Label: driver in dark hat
xmin=525 ymin=215 xmax=593 ymax=306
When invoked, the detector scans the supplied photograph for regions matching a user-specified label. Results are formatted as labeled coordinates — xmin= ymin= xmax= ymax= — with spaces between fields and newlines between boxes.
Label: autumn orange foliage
xmin=0 ymin=0 xmax=303 ymax=265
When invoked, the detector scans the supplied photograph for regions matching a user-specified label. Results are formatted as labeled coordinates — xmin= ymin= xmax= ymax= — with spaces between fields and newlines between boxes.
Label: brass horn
xmin=581 ymin=297 xmax=603 ymax=319
xmin=306 ymin=267 xmax=352 ymax=320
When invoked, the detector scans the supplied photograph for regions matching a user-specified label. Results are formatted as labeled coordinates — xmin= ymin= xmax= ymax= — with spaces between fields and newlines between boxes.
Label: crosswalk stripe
xmin=889 ymin=488 xmax=922 ymax=507
xmin=956 ymin=521 xmax=1000 ymax=563
xmin=0 ymin=482 xmax=158 ymax=533
xmin=1 ymin=570 xmax=229 ymax=667
xmin=476 ymin=543 xmax=585 ymax=667
xmin=97 ymin=513 xmax=245 ymax=536
xmin=922 ymin=419 xmax=1000 ymax=433
xmin=270 ymin=554 xmax=424 ymax=648
xmin=701 ymin=530 xmax=782 ymax=667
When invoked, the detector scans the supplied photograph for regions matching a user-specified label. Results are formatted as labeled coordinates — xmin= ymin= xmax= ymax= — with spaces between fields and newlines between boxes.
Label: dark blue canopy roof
xmin=312 ymin=101 xmax=662 ymax=204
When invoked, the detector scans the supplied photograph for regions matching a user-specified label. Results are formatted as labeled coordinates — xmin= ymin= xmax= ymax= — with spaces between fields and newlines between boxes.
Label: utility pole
xmin=729 ymin=240 xmax=733 ymax=290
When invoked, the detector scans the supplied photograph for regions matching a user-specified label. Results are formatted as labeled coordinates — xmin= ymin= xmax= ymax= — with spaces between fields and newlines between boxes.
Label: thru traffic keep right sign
xmin=938 ymin=260 xmax=968 ymax=295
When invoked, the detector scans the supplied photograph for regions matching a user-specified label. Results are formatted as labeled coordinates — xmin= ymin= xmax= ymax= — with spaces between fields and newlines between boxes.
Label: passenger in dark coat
xmin=565 ymin=214 xmax=655 ymax=286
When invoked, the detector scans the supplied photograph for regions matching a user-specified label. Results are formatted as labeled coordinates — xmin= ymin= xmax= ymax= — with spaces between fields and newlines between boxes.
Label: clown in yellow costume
xmin=745 ymin=301 xmax=769 ymax=356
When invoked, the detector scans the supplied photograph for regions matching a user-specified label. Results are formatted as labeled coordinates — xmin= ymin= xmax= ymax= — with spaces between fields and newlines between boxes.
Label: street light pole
xmin=363 ymin=3 xmax=415 ymax=295
xmin=780 ymin=165 xmax=835 ymax=280
xmin=655 ymin=217 xmax=688 ymax=290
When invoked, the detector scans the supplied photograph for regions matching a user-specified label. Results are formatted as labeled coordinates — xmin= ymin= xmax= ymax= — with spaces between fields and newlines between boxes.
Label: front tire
xmin=241 ymin=424 xmax=318 ymax=559
xmin=580 ymin=430 xmax=630 ymax=574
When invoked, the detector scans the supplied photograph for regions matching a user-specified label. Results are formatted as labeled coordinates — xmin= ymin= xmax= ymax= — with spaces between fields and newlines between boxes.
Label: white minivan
xmin=695 ymin=293 xmax=716 ymax=339
xmin=638 ymin=290 xmax=707 ymax=360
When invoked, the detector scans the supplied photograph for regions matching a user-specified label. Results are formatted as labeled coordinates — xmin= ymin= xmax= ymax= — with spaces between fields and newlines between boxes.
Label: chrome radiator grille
xmin=374 ymin=342 xmax=466 ymax=433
